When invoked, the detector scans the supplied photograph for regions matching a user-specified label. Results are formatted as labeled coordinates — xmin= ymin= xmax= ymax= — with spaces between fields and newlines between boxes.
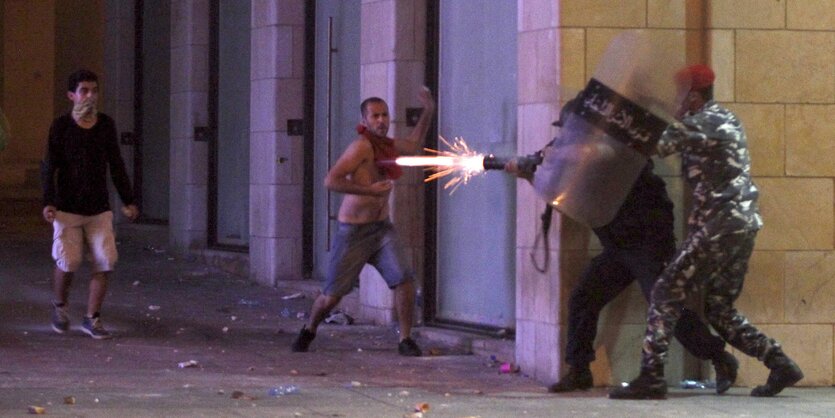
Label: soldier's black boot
xmin=712 ymin=351 xmax=739 ymax=394
xmin=548 ymin=366 xmax=593 ymax=393
xmin=750 ymin=348 xmax=804 ymax=397
xmin=609 ymin=369 xmax=667 ymax=400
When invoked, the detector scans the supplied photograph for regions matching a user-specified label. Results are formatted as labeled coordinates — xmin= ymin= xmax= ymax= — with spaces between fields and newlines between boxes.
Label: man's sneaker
xmin=548 ymin=367 xmax=593 ymax=392
xmin=609 ymin=372 xmax=667 ymax=400
xmin=81 ymin=314 xmax=112 ymax=340
xmin=713 ymin=351 xmax=739 ymax=394
xmin=398 ymin=337 xmax=422 ymax=357
xmin=291 ymin=327 xmax=316 ymax=352
xmin=51 ymin=302 xmax=70 ymax=334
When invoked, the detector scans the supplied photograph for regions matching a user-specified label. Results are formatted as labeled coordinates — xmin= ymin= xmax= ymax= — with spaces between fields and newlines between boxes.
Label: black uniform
xmin=565 ymin=160 xmax=725 ymax=368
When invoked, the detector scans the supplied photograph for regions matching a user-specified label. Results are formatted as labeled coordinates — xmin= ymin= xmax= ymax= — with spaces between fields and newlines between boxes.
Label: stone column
xmin=248 ymin=0 xmax=305 ymax=285
xmin=514 ymin=0 xmax=564 ymax=384
xmin=169 ymin=0 xmax=209 ymax=252
xmin=358 ymin=0 xmax=428 ymax=325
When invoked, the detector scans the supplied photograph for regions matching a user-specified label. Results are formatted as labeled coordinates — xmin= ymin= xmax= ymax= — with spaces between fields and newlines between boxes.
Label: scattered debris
xmin=178 ymin=360 xmax=199 ymax=368
xmin=414 ymin=402 xmax=430 ymax=413
xmin=680 ymin=380 xmax=714 ymax=389
xmin=267 ymin=385 xmax=300 ymax=396
xmin=499 ymin=362 xmax=519 ymax=374
xmin=398 ymin=390 xmax=410 ymax=397
xmin=296 ymin=311 xmax=306 ymax=319
xmin=238 ymin=299 xmax=260 ymax=306
xmin=290 ymin=369 xmax=299 ymax=375
xmin=350 ymin=381 xmax=363 ymax=387
xmin=324 ymin=310 xmax=354 ymax=325
xmin=27 ymin=405 xmax=45 ymax=414
xmin=281 ymin=308 xmax=291 ymax=318
xmin=231 ymin=390 xmax=257 ymax=400
xmin=281 ymin=292 xmax=304 ymax=300
xmin=132 ymin=280 xmax=141 ymax=286
xmin=148 ymin=305 xmax=161 ymax=311
xmin=63 ymin=396 xmax=75 ymax=405
xmin=222 ymin=327 xmax=229 ymax=333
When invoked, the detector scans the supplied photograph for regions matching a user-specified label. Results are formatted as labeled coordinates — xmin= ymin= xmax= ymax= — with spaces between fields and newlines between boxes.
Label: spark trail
xmin=395 ymin=136 xmax=487 ymax=194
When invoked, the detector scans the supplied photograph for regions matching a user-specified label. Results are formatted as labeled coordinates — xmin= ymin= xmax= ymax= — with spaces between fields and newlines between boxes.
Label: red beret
xmin=676 ymin=64 xmax=715 ymax=90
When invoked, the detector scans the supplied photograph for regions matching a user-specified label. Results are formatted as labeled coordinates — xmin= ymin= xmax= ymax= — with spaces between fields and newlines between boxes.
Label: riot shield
xmin=533 ymin=30 xmax=689 ymax=228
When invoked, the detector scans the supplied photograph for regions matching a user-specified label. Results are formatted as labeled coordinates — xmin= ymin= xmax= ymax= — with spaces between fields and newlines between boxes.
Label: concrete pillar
xmin=514 ymin=0 xmax=564 ymax=384
xmin=169 ymin=0 xmax=209 ymax=252
xmin=248 ymin=0 xmax=305 ymax=285
xmin=358 ymin=0 xmax=428 ymax=325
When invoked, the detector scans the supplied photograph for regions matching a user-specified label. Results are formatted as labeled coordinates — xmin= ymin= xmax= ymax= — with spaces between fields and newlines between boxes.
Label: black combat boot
xmin=609 ymin=369 xmax=667 ymax=400
xmin=548 ymin=366 xmax=593 ymax=393
xmin=712 ymin=351 xmax=739 ymax=394
xmin=750 ymin=348 xmax=804 ymax=397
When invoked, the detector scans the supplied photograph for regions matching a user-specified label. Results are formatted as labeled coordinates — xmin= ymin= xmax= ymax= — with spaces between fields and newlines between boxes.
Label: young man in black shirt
xmin=41 ymin=69 xmax=139 ymax=339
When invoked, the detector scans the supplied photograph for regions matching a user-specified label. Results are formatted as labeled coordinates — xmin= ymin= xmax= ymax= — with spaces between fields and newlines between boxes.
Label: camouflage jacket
xmin=656 ymin=100 xmax=763 ymax=236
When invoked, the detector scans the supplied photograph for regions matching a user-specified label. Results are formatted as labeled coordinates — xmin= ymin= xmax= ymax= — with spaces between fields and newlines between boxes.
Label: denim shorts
xmin=323 ymin=220 xmax=412 ymax=297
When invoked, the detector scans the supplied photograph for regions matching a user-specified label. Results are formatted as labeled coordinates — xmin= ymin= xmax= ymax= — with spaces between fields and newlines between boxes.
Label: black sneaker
xmin=398 ymin=337 xmax=422 ymax=357
xmin=291 ymin=327 xmax=316 ymax=352
xmin=609 ymin=373 xmax=667 ymax=400
xmin=548 ymin=367 xmax=593 ymax=392
xmin=713 ymin=351 xmax=739 ymax=394
xmin=81 ymin=314 xmax=112 ymax=340
xmin=51 ymin=302 xmax=69 ymax=334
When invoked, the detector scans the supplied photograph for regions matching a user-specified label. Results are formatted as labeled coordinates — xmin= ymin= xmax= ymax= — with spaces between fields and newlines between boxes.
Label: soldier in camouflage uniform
xmin=610 ymin=65 xmax=804 ymax=400
xmin=517 ymin=100 xmax=737 ymax=395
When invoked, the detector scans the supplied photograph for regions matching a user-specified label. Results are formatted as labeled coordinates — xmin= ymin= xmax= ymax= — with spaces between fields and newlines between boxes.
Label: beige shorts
xmin=52 ymin=211 xmax=118 ymax=273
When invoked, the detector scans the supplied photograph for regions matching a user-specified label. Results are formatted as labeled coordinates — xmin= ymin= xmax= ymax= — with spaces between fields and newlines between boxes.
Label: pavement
xmin=1 ymin=196 xmax=834 ymax=418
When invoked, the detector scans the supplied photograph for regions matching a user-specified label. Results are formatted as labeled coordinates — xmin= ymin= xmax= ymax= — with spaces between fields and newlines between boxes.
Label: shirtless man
xmin=292 ymin=87 xmax=434 ymax=356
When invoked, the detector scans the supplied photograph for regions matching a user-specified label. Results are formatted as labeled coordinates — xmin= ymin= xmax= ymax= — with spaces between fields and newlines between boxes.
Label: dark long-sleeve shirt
xmin=41 ymin=113 xmax=134 ymax=216
xmin=593 ymin=160 xmax=676 ymax=261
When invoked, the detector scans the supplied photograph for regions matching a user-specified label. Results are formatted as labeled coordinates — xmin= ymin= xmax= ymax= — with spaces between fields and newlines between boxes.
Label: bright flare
xmin=395 ymin=136 xmax=486 ymax=193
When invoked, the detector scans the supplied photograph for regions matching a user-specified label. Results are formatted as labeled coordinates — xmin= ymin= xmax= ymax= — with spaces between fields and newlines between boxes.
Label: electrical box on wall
xmin=405 ymin=108 xmax=423 ymax=127
xmin=120 ymin=132 xmax=134 ymax=145
xmin=194 ymin=126 xmax=211 ymax=142
xmin=287 ymin=119 xmax=304 ymax=136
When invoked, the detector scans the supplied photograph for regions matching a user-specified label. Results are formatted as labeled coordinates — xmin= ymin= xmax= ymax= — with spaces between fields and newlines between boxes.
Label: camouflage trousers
xmin=641 ymin=229 xmax=780 ymax=375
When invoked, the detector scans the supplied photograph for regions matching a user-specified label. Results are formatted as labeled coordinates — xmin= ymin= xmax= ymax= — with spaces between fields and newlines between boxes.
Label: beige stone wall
xmin=709 ymin=0 xmax=835 ymax=388
xmin=0 ymin=0 xmax=56 ymax=190
xmin=540 ymin=0 xmax=835 ymax=388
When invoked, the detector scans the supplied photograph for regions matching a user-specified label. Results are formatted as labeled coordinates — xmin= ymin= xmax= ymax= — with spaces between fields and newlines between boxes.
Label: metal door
xmin=310 ymin=0 xmax=361 ymax=279
xmin=136 ymin=0 xmax=170 ymax=223
xmin=434 ymin=0 xmax=518 ymax=329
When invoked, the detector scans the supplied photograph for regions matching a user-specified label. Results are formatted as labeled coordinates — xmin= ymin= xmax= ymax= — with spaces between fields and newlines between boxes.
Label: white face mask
xmin=72 ymin=98 xmax=97 ymax=122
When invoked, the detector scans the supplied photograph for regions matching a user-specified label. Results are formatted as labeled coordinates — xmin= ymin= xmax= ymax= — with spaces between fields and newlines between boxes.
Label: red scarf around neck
xmin=357 ymin=124 xmax=402 ymax=180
